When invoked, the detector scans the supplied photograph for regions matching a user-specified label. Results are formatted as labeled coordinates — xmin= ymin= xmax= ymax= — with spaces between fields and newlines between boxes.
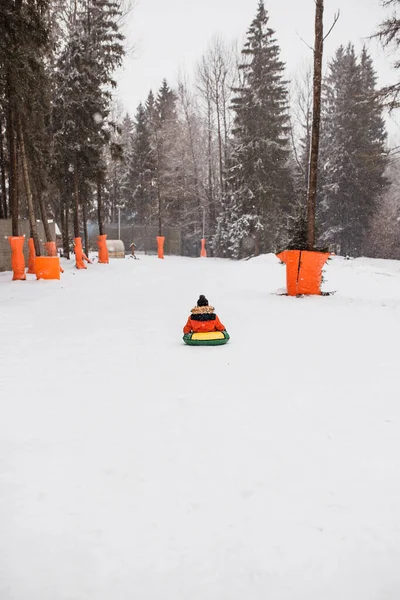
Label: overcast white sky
xmin=115 ymin=0 xmax=400 ymax=135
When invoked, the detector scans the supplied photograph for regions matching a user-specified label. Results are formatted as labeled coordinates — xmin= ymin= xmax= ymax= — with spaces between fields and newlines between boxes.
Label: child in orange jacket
xmin=183 ymin=295 xmax=226 ymax=334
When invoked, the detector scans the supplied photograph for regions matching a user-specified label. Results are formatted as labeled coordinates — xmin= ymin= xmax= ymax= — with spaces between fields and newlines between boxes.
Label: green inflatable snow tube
xmin=183 ymin=330 xmax=230 ymax=346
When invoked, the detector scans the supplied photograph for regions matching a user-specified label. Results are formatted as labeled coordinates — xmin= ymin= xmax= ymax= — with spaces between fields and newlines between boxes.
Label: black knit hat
xmin=197 ymin=295 xmax=209 ymax=307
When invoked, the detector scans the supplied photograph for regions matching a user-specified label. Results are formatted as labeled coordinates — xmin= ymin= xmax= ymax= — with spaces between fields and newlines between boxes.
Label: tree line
xmin=1 ymin=0 xmax=399 ymax=259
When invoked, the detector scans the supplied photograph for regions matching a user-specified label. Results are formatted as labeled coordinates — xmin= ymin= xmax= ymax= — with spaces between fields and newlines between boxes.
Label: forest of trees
xmin=1 ymin=0 xmax=400 ymax=259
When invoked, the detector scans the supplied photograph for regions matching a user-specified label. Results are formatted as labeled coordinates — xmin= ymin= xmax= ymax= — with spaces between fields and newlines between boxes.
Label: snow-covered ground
xmin=1 ymin=253 xmax=400 ymax=600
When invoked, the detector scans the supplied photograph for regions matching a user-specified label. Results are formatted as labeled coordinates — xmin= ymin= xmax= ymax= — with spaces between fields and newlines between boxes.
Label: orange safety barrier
xmin=28 ymin=238 xmax=36 ymax=274
xmin=157 ymin=236 xmax=165 ymax=259
xmin=8 ymin=236 xmax=26 ymax=281
xmin=35 ymin=256 xmax=61 ymax=280
xmin=200 ymin=238 xmax=207 ymax=258
xmin=74 ymin=237 xmax=87 ymax=269
xmin=277 ymin=249 xmax=330 ymax=296
xmin=97 ymin=234 xmax=109 ymax=264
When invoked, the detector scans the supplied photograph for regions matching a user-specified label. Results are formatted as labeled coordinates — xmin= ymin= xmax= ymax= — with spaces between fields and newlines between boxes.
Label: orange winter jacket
xmin=183 ymin=305 xmax=226 ymax=334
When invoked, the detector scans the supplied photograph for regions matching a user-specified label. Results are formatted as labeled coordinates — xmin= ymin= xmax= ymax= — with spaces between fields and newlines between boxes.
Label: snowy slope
xmin=1 ymin=254 xmax=400 ymax=600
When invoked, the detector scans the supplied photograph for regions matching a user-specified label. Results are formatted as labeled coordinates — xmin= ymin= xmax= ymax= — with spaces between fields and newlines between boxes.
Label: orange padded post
xmin=45 ymin=240 xmax=64 ymax=273
xmin=8 ymin=236 xmax=26 ymax=281
xmin=35 ymin=256 xmax=61 ymax=280
xmin=276 ymin=250 xmax=300 ymax=296
xmin=200 ymin=238 xmax=207 ymax=258
xmin=157 ymin=236 xmax=165 ymax=259
xmin=74 ymin=237 xmax=87 ymax=269
xmin=45 ymin=241 xmax=57 ymax=256
xmin=297 ymin=251 xmax=330 ymax=295
xmin=28 ymin=238 xmax=36 ymax=274
xmin=97 ymin=234 xmax=109 ymax=264
xmin=277 ymin=250 xmax=330 ymax=296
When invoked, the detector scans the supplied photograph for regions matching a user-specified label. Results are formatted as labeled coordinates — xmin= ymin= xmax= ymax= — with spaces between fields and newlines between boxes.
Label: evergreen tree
xmin=0 ymin=0 xmax=52 ymax=239
xmin=114 ymin=112 xmax=135 ymax=218
xmin=152 ymin=80 xmax=180 ymax=233
xmin=52 ymin=0 xmax=124 ymax=241
xmin=215 ymin=0 xmax=292 ymax=258
xmin=129 ymin=103 xmax=155 ymax=224
xmin=318 ymin=45 xmax=388 ymax=256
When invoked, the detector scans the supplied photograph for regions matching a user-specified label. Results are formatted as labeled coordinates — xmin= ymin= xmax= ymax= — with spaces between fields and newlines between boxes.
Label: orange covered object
xmin=74 ymin=237 xmax=87 ymax=269
xmin=157 ymin=236 xmax=165 ymax=259
xmin=45 ymin=240 xmax=64 ymax=273
xmin=8 ymin=236 xmax=26 ymax=281
xmin=200 ymin=238 xmax=207 ymax=258
xmin=35 ymin=256 xmax=61 ymax=280
xmin=277 ymin=249 xmax=330 ymax=296
xmin=45 ymin=241 xmax=57 ymax=257
xmin=276 ymin=250 xmax=300 ymax=296
xmin=97 ymin=234 xmax=109 ymax=264
xmin=28 ymin=238 xmax=36 ymax=274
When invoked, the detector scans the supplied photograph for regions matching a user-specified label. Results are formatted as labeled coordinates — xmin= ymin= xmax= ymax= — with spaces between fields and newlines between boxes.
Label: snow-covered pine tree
xmin=0 ymin=0 xmax=53 ymax=238
xmin=128 ymin=103 xmax=156 ymax=224
xmin=358 ymin=46 xmax=388 ymax=253
xmin=52 ymin=0 xmax=124 ymax=245
xmin=215 ymin=0 xmax=292 ymax=258
xmin=152 ymin=80 xmax=181 ymax=234
xmin=318 ymin=44 xmax=388 ymax=256
xmin=113 ymin=112 xmax=134 ymax=219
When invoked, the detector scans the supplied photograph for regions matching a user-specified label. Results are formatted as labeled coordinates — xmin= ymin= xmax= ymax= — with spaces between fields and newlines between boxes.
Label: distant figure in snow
xmin=129 ymin=242 xmax=137 ymax=259
xmin=183 ymin=295 xmax=226 ymax=334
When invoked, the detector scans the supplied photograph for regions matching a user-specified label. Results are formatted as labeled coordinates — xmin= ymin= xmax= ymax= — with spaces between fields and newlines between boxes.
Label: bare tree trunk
xmin=221 ymin=83 xmax=229 ymax=166
xmin=62 ymin=191 xmax=70 ymax=259
xmin=215 ymin=89 xmax=224 ymax=195
xmin=307 ymin=0 xmax=324 ymax=251
xmin=82 ymin=195 xmax=89 ymax=256
xmin=18 ymin=117 xmax=41 ymax=255
xmin=97 ymin=175 xmax=104 ymax=235
xmin=60 ymin=194 xmax=65 ymax=254
xmin=36 ymin=186 xmax=53 ymax=242
xmin=207 ymin=97 xmax=215 ymax=224
xmin=254 ymin=230 xmax=260 ymax=257
xmin=7 ymin=84 xmax=18 ymax=235
xmin=0 ymin=118 xmax=7 ymax=219
xmin=179 ymin=82 xmax=202 ymax=211
xmin=73 ymin=155 xmax=80 ymax=238
xmin=157 ymin=186 xmax=162 ymax=236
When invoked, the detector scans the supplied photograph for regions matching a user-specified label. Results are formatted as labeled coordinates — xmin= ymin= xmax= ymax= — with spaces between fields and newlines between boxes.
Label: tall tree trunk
xmin=0 ymin=118 xmax=7 ymax=219
xmin=207 ymin=97 xmax=215 ymax=225
xmin=7 ymin=78 xmax=18 ymax=236
xmin=82 ymin=195 xmax=89 ymax=256
xmin=97 ymin=175 xmax=104 ymax=235
xmin=18 ymin=117 xmax=41 ymax=255
xmin=36 ymin=186 xmax=53 ymax=241
xmin=181 ymin=86 xmax=202 ymax=214
xmin=62 ymin=191 xmax=70 ymax=259
xmin=307 ymin=0 xmax=324 ymax=251
xmin=221 ymin=84 xmax=229 ymax=166
xmin=157 ymin=185 xmax=162 ymax=236
xmin=73 ymin=155 xmax=80 ymax=238
xmin=60 ymin=194 xmax=65 ymax=254
xmin=215 ymin=89 xmax=224 ymax=195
